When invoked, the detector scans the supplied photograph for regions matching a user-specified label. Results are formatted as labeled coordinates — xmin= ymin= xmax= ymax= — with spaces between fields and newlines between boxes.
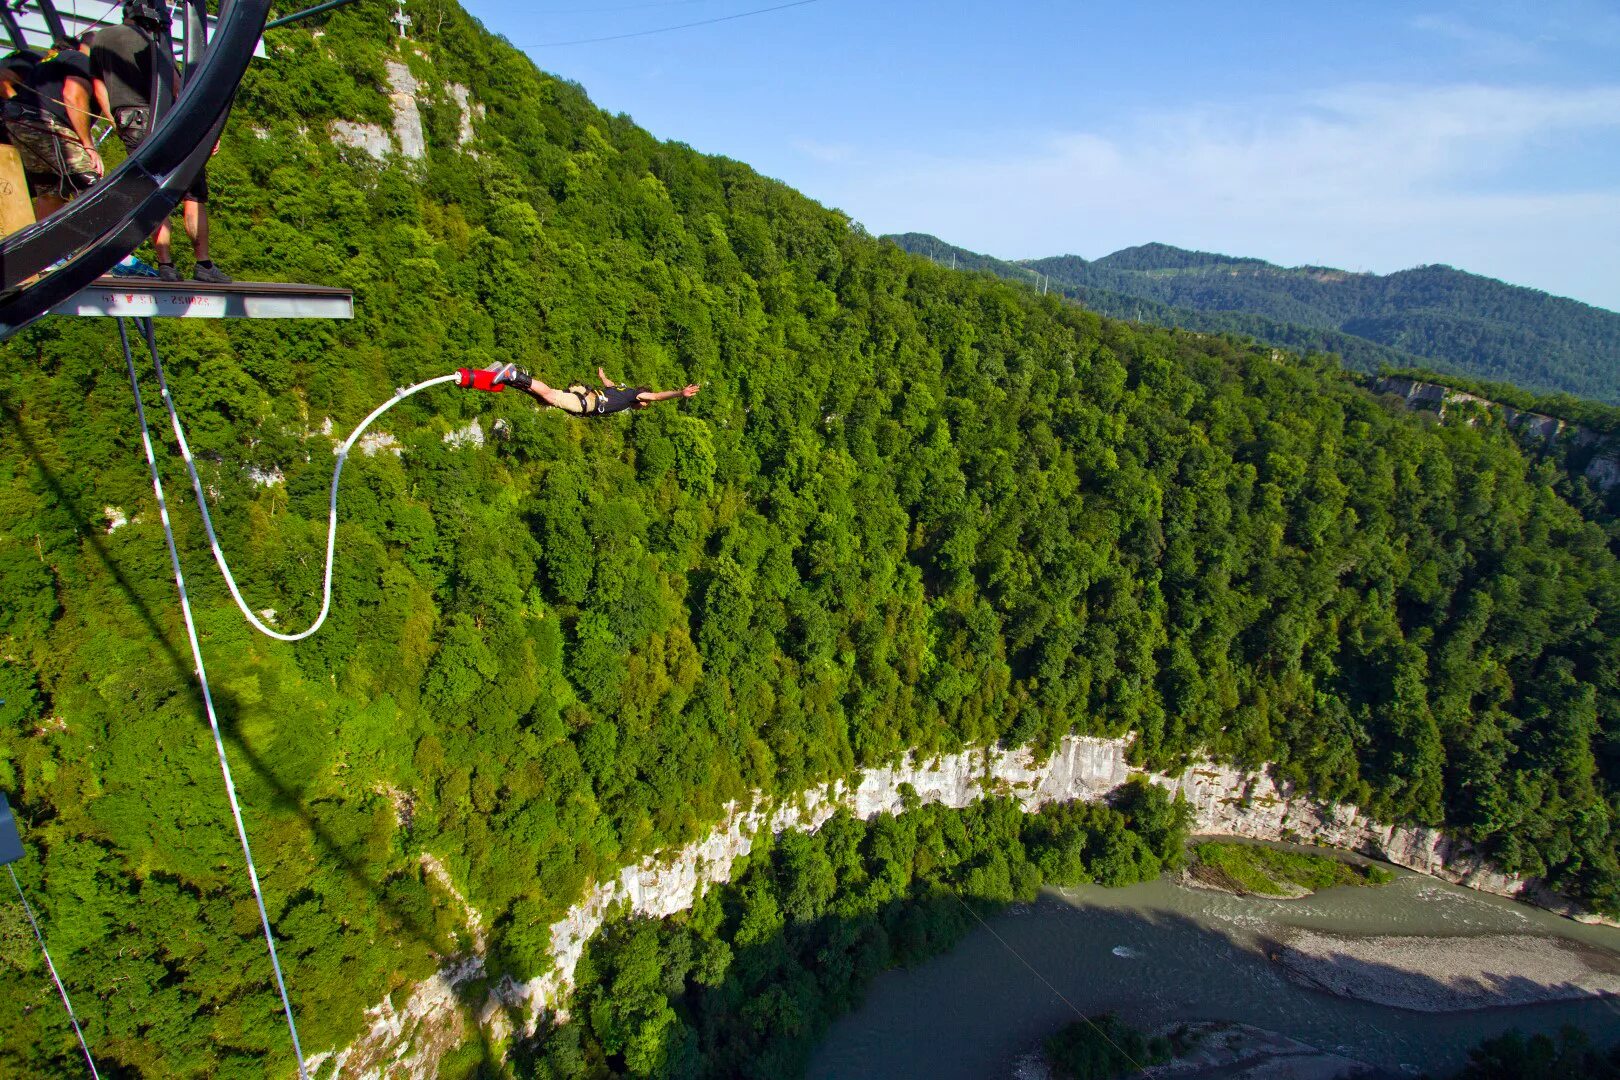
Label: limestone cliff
xmin=1375 ymin=375 xmax=1620 ymax=490
xmin=311 ymin=734 xmax=1594 ymax=1077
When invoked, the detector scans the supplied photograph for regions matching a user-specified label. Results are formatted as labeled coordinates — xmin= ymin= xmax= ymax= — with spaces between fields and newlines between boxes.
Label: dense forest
xmin=887 ymin=234 xmax=1620 ymax=403
xmin=1450 ymin=1028 xmax=1620 ymax=1080
xmin=1365 ymin=368 xmax=1620 ymax=528
xmin=2 ymin=1 xmax=1620 ymax=1075
xmin=887 ymin=232 xmax=1447 ymax=376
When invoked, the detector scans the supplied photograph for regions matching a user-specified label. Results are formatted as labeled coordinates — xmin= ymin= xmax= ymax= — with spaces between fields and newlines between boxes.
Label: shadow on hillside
xmin=0 ymin=392 xmax=455 ymax=1006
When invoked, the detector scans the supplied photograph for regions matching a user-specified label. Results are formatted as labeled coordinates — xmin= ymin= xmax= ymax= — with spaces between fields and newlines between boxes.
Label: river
xmin=807 ymin=867 xmax=1620 ymax=1078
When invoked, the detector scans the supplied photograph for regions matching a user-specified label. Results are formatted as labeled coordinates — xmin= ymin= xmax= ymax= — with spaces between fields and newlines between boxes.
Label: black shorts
xmin=114 ymin=105 xmax=208 ymax=203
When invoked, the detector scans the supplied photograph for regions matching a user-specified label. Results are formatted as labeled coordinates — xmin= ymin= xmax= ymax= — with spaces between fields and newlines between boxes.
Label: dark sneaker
xmin=193 ymin=263 xmax=233 ymax=284
xmin=488 ymin=362 xmax=531 ymax=390
xmin=157 ymin=262 xmax=181 ymax=282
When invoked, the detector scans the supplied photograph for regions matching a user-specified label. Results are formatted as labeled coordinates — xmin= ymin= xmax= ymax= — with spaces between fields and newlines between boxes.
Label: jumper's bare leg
xmin=527 ymin=380 xmax=587 ymax=414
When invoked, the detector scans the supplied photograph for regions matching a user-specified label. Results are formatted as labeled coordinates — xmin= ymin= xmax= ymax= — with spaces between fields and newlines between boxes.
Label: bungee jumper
xmin=459 ymin=362 xmax=701 ymax=415
xmin=0 ymin=5 xmax=703 ymax=1073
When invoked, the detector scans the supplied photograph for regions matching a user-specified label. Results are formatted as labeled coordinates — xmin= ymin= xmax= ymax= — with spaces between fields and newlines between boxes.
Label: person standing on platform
xmin=6 ymin=37 xmax=102 ymax=219
xmin=92 ymin=0 xmax=231 ymax=283
xmin=0 ymin=51 xmax=43 ymax=236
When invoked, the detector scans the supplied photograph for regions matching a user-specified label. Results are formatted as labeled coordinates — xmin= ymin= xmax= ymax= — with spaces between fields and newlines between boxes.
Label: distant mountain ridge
xmin=886 ymin=235 xmax=1620 ymax=403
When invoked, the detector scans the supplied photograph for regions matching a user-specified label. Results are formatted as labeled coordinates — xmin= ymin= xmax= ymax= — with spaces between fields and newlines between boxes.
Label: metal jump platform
xmin=53 ymin=277 xmax=355 ymax=320
xmin=0 ymin=0 xmax=316 ymax=336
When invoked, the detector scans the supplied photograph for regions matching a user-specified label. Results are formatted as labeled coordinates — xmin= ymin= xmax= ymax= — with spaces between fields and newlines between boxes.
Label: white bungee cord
xmin=140 ymin=319 xmax=460 ymax=641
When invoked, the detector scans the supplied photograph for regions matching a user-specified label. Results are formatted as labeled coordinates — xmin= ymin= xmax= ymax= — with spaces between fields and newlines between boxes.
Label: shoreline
xmin=1180 ymin=836 xmax=1396 ymax=900
xmin=311 ymin=736 xmax=1619 ymax=1075
xmin=1269 ymin=927 xmax=1620 ymax=1012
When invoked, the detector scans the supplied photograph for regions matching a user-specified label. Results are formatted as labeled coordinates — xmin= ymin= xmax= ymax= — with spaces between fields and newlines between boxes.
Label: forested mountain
xmin=887 ymin=234 xmax=1620 ymax=402
xmin=2 ymin=3 xmax=1620 ymax=1076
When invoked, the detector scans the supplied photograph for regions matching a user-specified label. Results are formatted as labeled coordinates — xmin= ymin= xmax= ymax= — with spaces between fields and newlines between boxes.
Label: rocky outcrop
xmin=1587 ymin=453 xmax=1620 ymax=489
xmin=385 ymin=61 xmax=427 ymax=161
xmin=356 ymin=431 xmax=401 ymax=457
xmin=246 ymin=465 xmax=284 ymax=487
xmin=330 ymin=59 xmax=473 ymax=162
xmin=1163 ymin=761 xmax=1530 ymax=903
xmin=1374 ymin=376 xmax=1567 ymax=439
xmin=331 ymin=119 xmax=393 ymax=160
xmin=421 ymin=853 xmax=487 ymax=953
xmin=442 ymin=418 xmax=484 ymax=449
xmin=1375 ymin=375 xmax=1620 ymax=491
xmin=448 ymin=84 xmax=483 ymax=148
xmin=322 ymin=735 xmax=1599 ymax=1076
xmin=304 ymin=956 xmax=484 ymax=1080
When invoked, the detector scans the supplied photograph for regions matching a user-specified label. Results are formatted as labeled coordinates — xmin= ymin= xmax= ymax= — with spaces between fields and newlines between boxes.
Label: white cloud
xmin=823 ymin=84 xmax=1620 ymax=310
xmin=791 ymin=137 xmax=855 ymax=163
xmin=1409 ymin=14 xmax=1547 ymax=65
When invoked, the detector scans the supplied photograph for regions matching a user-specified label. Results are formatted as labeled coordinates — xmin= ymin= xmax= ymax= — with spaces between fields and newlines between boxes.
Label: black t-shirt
xmin=91 ymin=24 xmax=176 ymax=114
xmin=0 ymin=51 xmax=41 ymax=142
xmin=596 ymin=385 xmax=649 ymax=415
xmin=27 ymin=49 xmax=92 ymax=127
xmin=1 ymin=51 xmax=40 ymax=96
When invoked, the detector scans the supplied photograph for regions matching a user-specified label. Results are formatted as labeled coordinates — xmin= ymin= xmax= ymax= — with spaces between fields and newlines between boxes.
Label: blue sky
xmin=461 ymin=0 xmax=1620 ymax=312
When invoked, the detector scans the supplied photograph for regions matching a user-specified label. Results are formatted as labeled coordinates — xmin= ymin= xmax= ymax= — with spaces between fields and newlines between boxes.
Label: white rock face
xmin=328 ymin=63 xmax=427 ymax=161
xmin=304 ymin=956 xmax=483 ymax=1080
xmin=386 ymin=61 xmax=427 ymax=161
xmin=442 ymin=419 xmax=484 ymax=449
xmin=331 ymin=120 xmax=392 ymax=160
xmin=1588 ymin=454 xmax=1620 ymax=490
xmin=421 ymin=853 xmax=487 ymax=953
xmin=325 ymin=734 xmax=1600 ymax=1076
xmin=104 ymin=506 xmax=128 ymax=533
xmin=448 ymin=84 xmax=483 ymax=147
xmin=246 ymin=465 xmax=284 ymax=487
xmin=501 ymin=735 xmax=1563 ymax=1025
xmin=357 ymin=432 xmax=402 ymax=457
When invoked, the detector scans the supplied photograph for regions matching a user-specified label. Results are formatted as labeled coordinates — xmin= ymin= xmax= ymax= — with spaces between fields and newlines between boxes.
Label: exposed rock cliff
xmin=1374 ymin=375 xmax=1620 ymax=490
xmin=315 ymin=734 xmax=1599 ymax=1076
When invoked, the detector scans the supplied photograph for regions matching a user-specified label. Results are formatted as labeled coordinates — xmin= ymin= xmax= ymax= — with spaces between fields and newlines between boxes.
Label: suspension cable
xmin=118 ymin=318 xmax=309 ymax=1080
xmin=8 ymin=865 xmax=100 ymax=1079
xmin=948 ymin=890 xmax=1147 ymax=1075
xmin=139 ymin=318 xmax=459 ymax=642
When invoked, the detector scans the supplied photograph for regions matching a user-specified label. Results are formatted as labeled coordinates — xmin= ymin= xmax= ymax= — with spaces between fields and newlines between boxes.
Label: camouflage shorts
xmin=8 ymin=116 xmax=97 ymax=199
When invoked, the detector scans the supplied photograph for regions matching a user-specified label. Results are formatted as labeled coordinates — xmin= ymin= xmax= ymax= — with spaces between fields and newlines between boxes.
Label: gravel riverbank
xmin=1273 ymin=929 xmax=1620 ymax=1011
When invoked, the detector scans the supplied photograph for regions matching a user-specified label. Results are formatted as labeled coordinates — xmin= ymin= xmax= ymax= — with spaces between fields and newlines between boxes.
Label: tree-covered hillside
xmin=2 ymin=3 xmax=1620 ymax=1076
xmin=888 ymin=234 xmax=1620 ymax=403
xmin=888 ymin=232 xmax=1445 ymax=376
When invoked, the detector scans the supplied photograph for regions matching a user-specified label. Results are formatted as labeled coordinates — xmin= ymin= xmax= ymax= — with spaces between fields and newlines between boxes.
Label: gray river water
xmin=807 ymin=869 xmax=1620 ymax=1079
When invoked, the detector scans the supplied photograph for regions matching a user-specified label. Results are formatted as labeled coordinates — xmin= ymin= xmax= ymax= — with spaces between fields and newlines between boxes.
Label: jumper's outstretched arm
xmin=635 ymin=385 xmax=701 ymax=405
